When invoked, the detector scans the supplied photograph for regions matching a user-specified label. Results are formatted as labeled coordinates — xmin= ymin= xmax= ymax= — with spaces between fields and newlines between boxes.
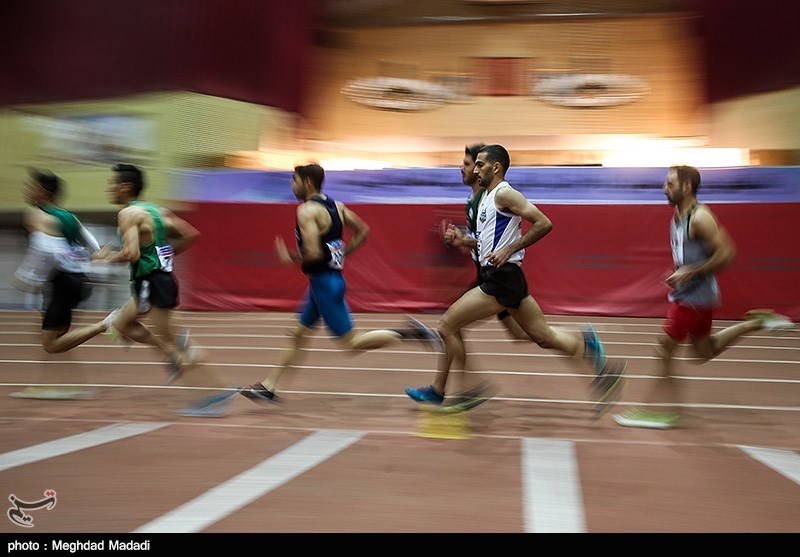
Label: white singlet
xmin=13 ymin=231 xmax=90 ymax=289
xmin=475 ymin=182 xmax=524 ymax=267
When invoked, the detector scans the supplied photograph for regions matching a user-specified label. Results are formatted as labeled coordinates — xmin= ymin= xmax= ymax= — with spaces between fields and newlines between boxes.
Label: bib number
xmin=327 ymin=239 xmax=345 ymax=270
xmin=156 ymin=244 xmax=174 ymax=272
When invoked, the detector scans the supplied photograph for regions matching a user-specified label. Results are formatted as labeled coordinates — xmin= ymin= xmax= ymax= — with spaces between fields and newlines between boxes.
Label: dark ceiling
xmin=320 ymin=0 xmax=696 ymax=28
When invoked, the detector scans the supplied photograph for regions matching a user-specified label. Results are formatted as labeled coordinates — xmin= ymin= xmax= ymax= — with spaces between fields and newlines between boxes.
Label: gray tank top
xmin=668 ymin=205 xmax=720 ymax=308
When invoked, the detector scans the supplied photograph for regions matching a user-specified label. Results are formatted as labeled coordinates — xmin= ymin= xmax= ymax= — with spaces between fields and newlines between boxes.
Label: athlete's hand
xmin=274 ymin=236 xmax=294 ymax=265
xmin=445 ymin=223 xmax=466 ymax=248
xmin=439 ymin=219 xmax=453 ymax=246
xmin=92 ymin=243 xmax=111 ymax=261
xmin=486 ymin=247 xmax=512 ymax=267
xmin=666 ymin=266 xmax=696 ymax=287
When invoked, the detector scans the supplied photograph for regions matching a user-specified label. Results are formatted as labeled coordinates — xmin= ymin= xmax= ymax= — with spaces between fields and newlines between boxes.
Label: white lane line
xmin=134 ymin=429 xmax=366 ymax=533
xmin=738 ymin=445 xmax=800 ymax=485
xmin=0 ymin=422 xmax=170 ymax=472
xmin=521 ymin=438 xmax=586 ymax=533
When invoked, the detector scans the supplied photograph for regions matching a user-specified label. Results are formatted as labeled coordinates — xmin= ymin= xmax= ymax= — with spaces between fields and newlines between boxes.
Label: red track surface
xmin=1 ymin=310 xmax=798 ymax=533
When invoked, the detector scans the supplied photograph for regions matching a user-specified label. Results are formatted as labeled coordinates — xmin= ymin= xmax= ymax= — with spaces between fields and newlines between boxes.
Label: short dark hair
xmin=29 ymin=169 xmax=62 ymax=198
xmin=477 ymin=144 xmax=510 ymax=174
xmin=294 ymin=163 xmax=325 ymax=191
xmin=112 ymin=163 xmax=145 ymax=197
xmin=671 ymin=165 xmax=701 ymax=195
xmin=465 ymin=143 xmax=485 ymax=162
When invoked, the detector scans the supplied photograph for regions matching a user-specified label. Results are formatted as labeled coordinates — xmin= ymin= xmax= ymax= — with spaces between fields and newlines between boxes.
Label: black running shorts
xmin=478 ymin=263 xmax=528 ymax=309
xmin=42 ymin=271 xmax=92 ymax=330
xmin=132 ymin=270 xmax=179 ymax=313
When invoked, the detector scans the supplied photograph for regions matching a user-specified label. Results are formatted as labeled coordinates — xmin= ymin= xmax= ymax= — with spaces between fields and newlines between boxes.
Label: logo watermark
xmin=7 ymin=490 xmax=57 ymax=528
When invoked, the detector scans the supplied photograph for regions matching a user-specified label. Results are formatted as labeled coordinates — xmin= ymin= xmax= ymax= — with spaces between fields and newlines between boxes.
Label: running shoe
xmin=745 ymin=309 xmax=795 ymax=331
xmin=176 ymin=329 xmax=191 ymax=352
xmin=582 ymin=324 xmax=607 ymax=374
xmin=103 ymin=310 xmax=131 ymax=347
xmin=165 ymin=329 xmax=192 ymax=385
xmin=404 ymin=385 xmax=445 ymax=405
xmin=102 ymin=309 xmax=118 ymax=333
xmin=9 ymin=386 xmax=97 ymax=400
xmin=612 ymin=407 xmax=679 ymax=430
xmin=238 ymin=383 xmax=279 ymax=404
xmin=402 ymin=317 xmax=444 ymax=351
xmin=103 ymin=309 xmax=135 ymax=353
xmin=165 ymin=353 xmax=183 ymax=385
xmin=592 ymin=361 xmax=626 ymax=419
xmin=446 ymin=381 xmax=498 ymax=409
xmin=175 ymin=390 xmax=237 ymax=418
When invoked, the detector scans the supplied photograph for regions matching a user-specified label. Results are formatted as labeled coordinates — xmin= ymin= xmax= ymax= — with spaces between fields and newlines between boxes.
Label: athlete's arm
xmin=274 ymin=236 xmax=297 ymax=265
xmin=77 ymin=223 xmax=101 ymax=254
xmin=102 ymin=207 xmax=141 ymax=264
xmin=667 ymin=206 xmax=736 ymax=287
xmin=161 ymin=207 xmax=200 ymax=255
xmin=485 ymin=187 xmax=552 ymax=267
xmin=340 ymin=202 xmax=370 ymax=256
xmin=296 ymin=202 xmax=324 ymax=263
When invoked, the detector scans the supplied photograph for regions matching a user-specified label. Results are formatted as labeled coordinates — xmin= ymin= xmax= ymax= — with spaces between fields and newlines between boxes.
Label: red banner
xmin=177 ymin=202 xmax=800 ymax=320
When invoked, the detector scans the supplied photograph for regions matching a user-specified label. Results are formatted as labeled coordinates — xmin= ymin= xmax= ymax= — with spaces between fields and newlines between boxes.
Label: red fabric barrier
xmin=178 ymin=202 xmax=800 ymax=320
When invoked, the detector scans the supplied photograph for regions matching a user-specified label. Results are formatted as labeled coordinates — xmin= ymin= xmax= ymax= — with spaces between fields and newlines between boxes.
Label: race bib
xmin=57 ymin=246 xmax=91 ymax=273
xmin=156 ymin=244 xmax=174 ymax=272
xmin=327 ymin=239 xmax=345 ymax=270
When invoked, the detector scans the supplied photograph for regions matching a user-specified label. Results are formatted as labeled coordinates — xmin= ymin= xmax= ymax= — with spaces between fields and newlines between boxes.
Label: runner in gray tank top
xmin=614 ymin=165 xmax=794 ymax=430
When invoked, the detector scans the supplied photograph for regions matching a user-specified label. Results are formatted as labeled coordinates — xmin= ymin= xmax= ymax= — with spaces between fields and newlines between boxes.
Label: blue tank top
xmin=297 ymin=195 xmax=345 ymax=276
xmin=668 ymin=205 xmax=720 ymax=308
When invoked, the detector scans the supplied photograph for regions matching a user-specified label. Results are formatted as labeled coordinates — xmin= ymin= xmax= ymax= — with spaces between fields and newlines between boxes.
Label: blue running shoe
xmin=404 ymin=385 xmax=444 ymax=405
xmin=582 ymin=324 xmax=607 ymax=374
xmin=176 ymin=389 xmax=236 ymax=418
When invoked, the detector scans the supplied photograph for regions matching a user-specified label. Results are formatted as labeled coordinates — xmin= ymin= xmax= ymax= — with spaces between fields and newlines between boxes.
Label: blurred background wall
xmin=1 ymin=0 xmax=797 ymax=316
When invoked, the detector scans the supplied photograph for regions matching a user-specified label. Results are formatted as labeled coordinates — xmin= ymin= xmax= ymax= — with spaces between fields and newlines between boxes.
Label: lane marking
xmin=522 ymin=438 xmax=586 ymax=533
xmin=0 ymin=422 xmax=170 ymax=472
xmin=134 ymin=429 xmax=366 ymax=533
xmin=738 ymin=445 xmax=800 ymax=485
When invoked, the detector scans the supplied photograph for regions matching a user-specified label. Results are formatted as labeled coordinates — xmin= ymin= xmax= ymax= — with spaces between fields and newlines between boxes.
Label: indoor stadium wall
xmin=174 ymin=167 xmax=800 ymax=320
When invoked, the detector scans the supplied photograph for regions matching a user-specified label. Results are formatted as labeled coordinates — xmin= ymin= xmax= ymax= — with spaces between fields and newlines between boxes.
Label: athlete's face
xmin=106 ymin=174 xmax=128 ymax=205
xmin=473 ymin=152 xmax=495 ymax=187
xmin=24 ymin=181 xmax=48 ymax=206
xmin=460 ymin=153 xmax=478 ymax=186
xmin=663 ymin=169 xmax=685 ymax=206
xmin=290 ymin=172 xmax=308 ymax=201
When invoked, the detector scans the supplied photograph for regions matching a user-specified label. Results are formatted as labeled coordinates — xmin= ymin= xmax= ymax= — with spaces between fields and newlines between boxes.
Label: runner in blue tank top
xmin=239 ymin=163 xmax=442 ymax=404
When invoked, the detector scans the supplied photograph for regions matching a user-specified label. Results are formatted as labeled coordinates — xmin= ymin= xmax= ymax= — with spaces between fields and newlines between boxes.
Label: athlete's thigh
xmin=42 ymin=272 xmax=82 ymax=331
xmin=114 ymin=297 xmax=140 ymax=328
xmin=506 ymin=295 xmax=553 ymax=339
xmin=297 ymin=287 xmax=320 ymax=328
xmin=147 ymin=307 xmax=176 ymax=339
xmin=311 ymin=273 xmax=352 ymax=336
xmin=689 ymin=334 xmax=715 ymax=360
xmin=441 ymin=287 xmax=503 ymax=332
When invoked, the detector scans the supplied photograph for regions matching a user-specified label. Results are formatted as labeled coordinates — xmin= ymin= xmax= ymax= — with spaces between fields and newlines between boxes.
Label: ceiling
xmin=321 ymin=0 xmax=696 ymax=28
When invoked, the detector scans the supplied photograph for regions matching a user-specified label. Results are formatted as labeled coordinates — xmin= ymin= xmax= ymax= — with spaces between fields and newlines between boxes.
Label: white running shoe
xmin=613 ymin=407 xmax=679 ymax=430
xmin=746 ymin=310 xmax=795 ymax=331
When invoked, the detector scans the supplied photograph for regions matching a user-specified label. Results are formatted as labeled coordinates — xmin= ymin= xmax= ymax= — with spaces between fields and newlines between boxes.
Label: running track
xmin=0 ymin=309 xmax=798 ymax=533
